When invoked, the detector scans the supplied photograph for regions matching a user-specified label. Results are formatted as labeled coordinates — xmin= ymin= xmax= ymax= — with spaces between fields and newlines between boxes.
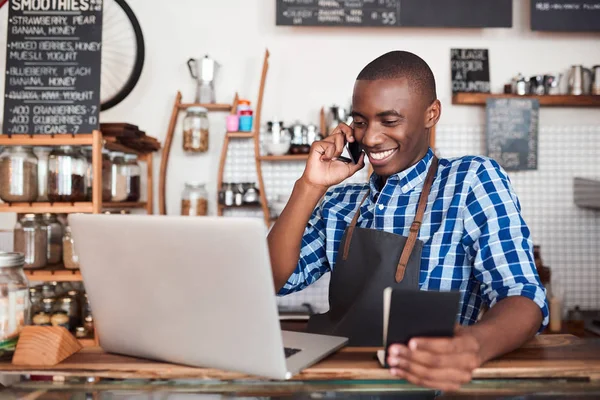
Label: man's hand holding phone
xmin=300 ymin=123 xmax=365 ymax=190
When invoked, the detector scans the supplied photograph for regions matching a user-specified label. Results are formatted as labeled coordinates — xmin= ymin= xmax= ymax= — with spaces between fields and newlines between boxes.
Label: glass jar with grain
xmin=42 ymin=213 xmax=63 ymax=265
xmin=124 ymin=154 xmax=141 ymax=202
xmin=183 ymin=106 xmax=209 ymax=153
xmin=0 ymin=252 xmax=30 ymax=360
xmin=181 ymin=182 xmax=208 ymax=216
xmin=109 ymin=152 xmax=128 ymax=202
xmin=48 ymin=146 xmax=87 ymax=202
xmin=13 ymin=214 xmax=47 ymax=269
xmin=62 ymin=226 xmax=79 ymax=270
xmin=34 ymin=147 xmax=51 ymax=202
xmin=0 ymin=146 xmax=38 ymax=203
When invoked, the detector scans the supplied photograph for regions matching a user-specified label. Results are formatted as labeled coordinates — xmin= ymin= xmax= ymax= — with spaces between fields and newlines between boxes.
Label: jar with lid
xmin=181 ymin=182 xmax=208 ymax=216
xmin=13 ymin=214 xmax=47 ymax=269
xmin=33 ymin=297 xmax=54 ymax=326
xmin=183 ymin=106 xmax=209 ymax=153
xmin=0 ymin=146 xmax=39 ymax=203
xmin=42 ymin=213 xmax=63 ymax=265
xmin=48 ymin=146 xmax=87 ymax=202
xmin=0 ymin=252 xmax=30 ymax=360
xmin=82 ymin=146 xmax=93 ymax=201
xmin=110 ymin=152 xmax=128 ymax=202
xmin=82 ymin=293 xmax=93 ymax=336
xmin=124 ymin=154 xmax=141 ymax=202
xmin=29 ymin=286 xmax=42 ymax=316
xmin=101 ymin=148 xmax=112 ymax=202
xmin=34 ymin=147 xmax=52 ymax=202
xmin=52 ymin=295 xmax=79 ymax=332
xmin=62 ymin=226 xmax=80 ymax=270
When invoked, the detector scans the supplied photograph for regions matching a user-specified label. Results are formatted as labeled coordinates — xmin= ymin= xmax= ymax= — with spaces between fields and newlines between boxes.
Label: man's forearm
xmin=267 ymin=178 xmax=326 ymax=291
xmin=464 ymin=297 xmax=543 ymax=364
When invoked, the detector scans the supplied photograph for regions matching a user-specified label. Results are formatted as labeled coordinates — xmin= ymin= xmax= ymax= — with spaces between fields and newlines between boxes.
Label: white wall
xmin=1 ymin=0 xmax=600 ymax=218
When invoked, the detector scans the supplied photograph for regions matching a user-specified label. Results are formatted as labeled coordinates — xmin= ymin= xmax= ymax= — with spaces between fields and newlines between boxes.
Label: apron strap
xmin=395 ymin=156 xmax=439 ymax=283
xmin=342 ymin=191 xmax=370 ymax=260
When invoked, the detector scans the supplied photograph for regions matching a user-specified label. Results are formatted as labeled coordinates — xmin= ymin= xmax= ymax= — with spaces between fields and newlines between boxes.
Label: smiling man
xmin=267 ymin=51 xmax=548 ymax=391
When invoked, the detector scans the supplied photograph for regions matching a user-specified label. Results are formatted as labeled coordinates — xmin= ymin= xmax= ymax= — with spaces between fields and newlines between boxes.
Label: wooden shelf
xmin=78 ymin=338 xmax=96 ymax=348
xmin=226 ymin=131 xmax=254 ymax=138
xmin=178 ymin=103 xmax=232 ymax=112
xmin=0 ymin=134 xmax=94 ymax=146
xmin=452 ymin=93 xmax=600 ymax=107
xmin=258 ymin=154 xmax=309 ymax=161
xmin=218 ymin=203 xmax=262 ymax=210
xmin=103 ymin=202 xmax=147 ymax=209
xmin=0 ymin=202 xmax=94 ymax=214
xmin=25 ymin=268 xmax=82 ymax=282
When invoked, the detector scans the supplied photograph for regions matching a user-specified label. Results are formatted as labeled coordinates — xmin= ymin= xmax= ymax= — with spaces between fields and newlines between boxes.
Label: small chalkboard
xmin=486 ymin=98 xmax=539 ymax=172
xmin=451 ymin=49 xmax=490 ymax=93
xmin=2 ymin=0 xmax=103 ymax=135
xmin=531 ymin=1 xmax=600 ymax=32
xmin=276 ymin=0 xmax=512 ymax=28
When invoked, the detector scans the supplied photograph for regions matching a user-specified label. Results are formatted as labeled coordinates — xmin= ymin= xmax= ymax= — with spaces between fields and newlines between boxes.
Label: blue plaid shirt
xmin=279 ymin=148 xmax=549 ymax=331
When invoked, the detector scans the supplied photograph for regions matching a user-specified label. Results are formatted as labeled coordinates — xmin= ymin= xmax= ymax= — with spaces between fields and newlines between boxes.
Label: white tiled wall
xmin=223 ymin=125 xmax=600 ymax=314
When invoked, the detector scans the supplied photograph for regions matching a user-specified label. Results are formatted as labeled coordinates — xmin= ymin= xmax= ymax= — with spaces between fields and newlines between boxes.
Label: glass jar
xmin=48 ymin=146 xmax=86 ymax=202
xmin=29 ymin=286 xmax=42 ymax=316
xmin=42 ymin=213 xmax=63 ymax=265
xmin=82 ymin=146 xmax=93 ymax=201
xmin=0 ymin=146 xmax=39 ymax=203
xmin=34 ymin=147 xmax=52 ymax=202
xmin=102 ymin=148 xmax=112 ymax=202
xmin=110 ymin=152 xmax=128 ymax=202
xmin=181 ymin=182 xmax=208 ymax=216
xmin=62 ymin=226 xmax=79 ymax=270
xmin=33 ymin=297 xmax=54 ymax=326
xmin=13 ymin=214 xmax=47 ymax=269
xmin=183 ymin=106 xmax=209 ymax=153
xmin=0 ymin=252 xmax=30 ymax=360
xmin=124 ymin=154 xmax=141 ymax=202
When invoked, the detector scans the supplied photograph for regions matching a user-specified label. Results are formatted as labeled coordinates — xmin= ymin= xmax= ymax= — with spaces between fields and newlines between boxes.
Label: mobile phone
xmin=338 ymin=140 xmax=363 ymax=164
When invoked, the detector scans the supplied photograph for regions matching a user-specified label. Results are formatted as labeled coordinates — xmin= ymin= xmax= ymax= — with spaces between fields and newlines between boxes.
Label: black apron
xmin=306 ymin=157 xmax=439 ymax=346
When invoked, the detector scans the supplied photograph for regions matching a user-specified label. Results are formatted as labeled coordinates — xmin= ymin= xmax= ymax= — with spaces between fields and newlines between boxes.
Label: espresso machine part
xmin=530 ymin=75 xmax=545 ymax=95
xmin=568 ymin=65 xmax=592 ymax=95
xmin=187 ymin=55 xmax=219 ymax=103
xmin=544 ymin=74 xmax=561 ymax=95
xmin=592 ymin=66 xmax=600 ymax=95
xmin=327 ymin=105 xmax=351 ymax=135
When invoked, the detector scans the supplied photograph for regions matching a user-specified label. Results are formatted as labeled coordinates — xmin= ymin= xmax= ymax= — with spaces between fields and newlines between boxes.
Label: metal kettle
xmin=187 ymin=55 xmax=220 ymax=103
xmin=568 ymin=65 xmax=593 ymax=95
xmin=592 ymin=65 xmax=600 ymax=95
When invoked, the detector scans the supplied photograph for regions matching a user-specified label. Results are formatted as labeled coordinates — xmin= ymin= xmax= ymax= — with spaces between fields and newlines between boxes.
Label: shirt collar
xmin=369 ymin=147 xmax=435 ymax=195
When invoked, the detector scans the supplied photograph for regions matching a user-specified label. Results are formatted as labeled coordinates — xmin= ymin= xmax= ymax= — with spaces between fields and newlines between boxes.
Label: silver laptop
xmin=68 ymin=214 xmax=347 ymax=380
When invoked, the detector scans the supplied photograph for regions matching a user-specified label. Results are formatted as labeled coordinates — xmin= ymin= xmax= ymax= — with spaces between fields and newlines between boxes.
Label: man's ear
xmin=425 ymin=99 xmax=441 ymax=129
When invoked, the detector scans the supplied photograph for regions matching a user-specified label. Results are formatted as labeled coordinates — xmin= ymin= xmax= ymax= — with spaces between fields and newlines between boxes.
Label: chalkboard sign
xmin=276 ymin=0 xmax=512 ymax=28
xmin=2 ymin=0 xmax=103 ymax=135
xmin=451 ymin=49 xmax=490 ymax=93
xmin=531 ymin=1 xmax=600 ymax=32
xmin=486 ymin=98 xmax=539 ymax=172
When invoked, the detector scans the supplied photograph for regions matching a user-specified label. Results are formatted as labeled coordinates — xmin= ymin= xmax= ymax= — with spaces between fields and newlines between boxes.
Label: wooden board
xmin=0 ymin=335 xmax=598 ymax=381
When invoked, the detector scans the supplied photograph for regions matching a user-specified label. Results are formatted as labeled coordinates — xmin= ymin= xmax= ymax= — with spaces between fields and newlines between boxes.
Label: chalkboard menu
xmin=486 ymin=98 xmax=539 ymax=172
xmin=276 ymin=0 xmax=512 ymax=28
xmin=451 ymin=49 xmax=490 ymax=93
xmin=531 ymin=1 xmax=600 ymax=32
xmin=2 ymin=0 xmax=103 ymax=135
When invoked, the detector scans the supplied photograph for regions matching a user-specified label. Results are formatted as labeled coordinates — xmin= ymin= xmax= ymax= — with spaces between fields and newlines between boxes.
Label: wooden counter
xmin=0 ymin=334 xmax=598 ymax=382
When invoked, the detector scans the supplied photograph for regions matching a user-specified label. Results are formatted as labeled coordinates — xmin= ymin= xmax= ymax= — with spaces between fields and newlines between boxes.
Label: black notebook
xmin=377 ymin=288 xmax=461 ymax=367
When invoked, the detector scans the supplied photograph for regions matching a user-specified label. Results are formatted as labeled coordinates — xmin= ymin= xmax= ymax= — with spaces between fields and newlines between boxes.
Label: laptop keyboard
xmin=284 ymin=347 xmax=302 ymax=358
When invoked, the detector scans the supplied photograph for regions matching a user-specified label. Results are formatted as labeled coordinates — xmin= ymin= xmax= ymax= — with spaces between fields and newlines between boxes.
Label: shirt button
xmin=378 ymin=204 xmax=384 ymax=211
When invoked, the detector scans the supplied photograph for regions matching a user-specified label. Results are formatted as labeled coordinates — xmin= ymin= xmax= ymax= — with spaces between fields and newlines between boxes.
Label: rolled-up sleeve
xmin=462 ymin=159 xmax=549 ymax=332
xmin=277 ymin=196 xmax=331 ymax=296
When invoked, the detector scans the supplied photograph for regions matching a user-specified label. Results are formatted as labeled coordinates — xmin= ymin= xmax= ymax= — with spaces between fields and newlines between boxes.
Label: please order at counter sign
xmin=2 ymin=0 xmax=103 ymax=135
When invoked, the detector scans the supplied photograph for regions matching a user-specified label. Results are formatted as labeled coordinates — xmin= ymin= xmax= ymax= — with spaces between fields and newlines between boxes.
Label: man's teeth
xmin=369 ymin=149 xmax=395 ymax=160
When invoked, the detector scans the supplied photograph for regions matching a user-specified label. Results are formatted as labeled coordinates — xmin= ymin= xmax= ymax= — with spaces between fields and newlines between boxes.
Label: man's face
xmin=351 ymin=78 xmax=437 ymax=177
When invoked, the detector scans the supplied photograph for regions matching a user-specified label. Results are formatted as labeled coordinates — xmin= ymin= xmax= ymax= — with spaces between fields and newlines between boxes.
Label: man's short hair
xmin=356 ymin=51 xmax=437 ymax=105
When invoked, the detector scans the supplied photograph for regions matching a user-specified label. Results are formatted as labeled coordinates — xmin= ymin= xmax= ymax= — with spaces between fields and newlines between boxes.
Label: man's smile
xmin=367 ymin=147 xmax=398 ymax=165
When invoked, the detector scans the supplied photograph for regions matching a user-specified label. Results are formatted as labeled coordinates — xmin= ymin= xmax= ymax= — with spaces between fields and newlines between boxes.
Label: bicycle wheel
xmin=0 ymin=0 xmax=145 ymax=112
